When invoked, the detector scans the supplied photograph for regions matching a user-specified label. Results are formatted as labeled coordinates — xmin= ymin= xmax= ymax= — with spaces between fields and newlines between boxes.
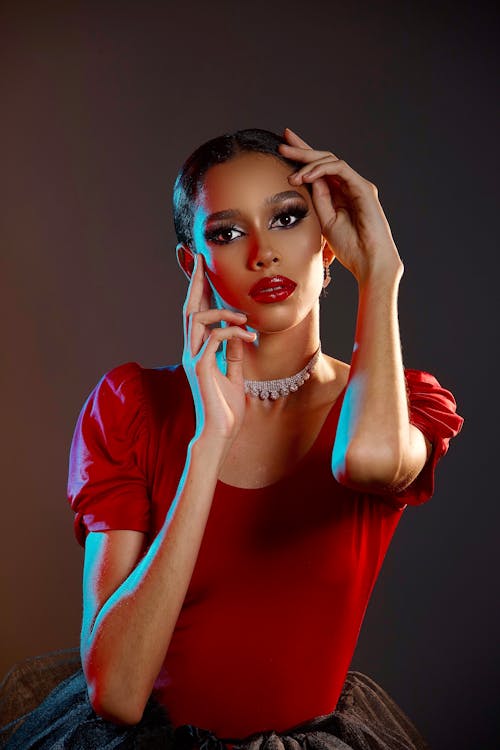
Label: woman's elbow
xmin=84 ymin=663 xmax=145 ymax=727
xmin=332 ymin=443 xmax=400 ymax=489
xmin=89 ymin=685 xmax=144 ymax=726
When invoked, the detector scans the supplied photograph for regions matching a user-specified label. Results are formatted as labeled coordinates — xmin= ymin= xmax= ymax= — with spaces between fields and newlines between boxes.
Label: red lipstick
xmin=249 ymin=275 xmax=297 ymax=303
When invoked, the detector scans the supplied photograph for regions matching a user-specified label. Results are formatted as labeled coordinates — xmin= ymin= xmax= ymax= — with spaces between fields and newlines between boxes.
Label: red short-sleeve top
xmin=67 ymin=362 xmax=464 ymax=738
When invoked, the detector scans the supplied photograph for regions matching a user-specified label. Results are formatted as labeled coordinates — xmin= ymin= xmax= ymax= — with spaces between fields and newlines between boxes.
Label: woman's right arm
xmin=81 ymin=254 xmax=255 ymax=725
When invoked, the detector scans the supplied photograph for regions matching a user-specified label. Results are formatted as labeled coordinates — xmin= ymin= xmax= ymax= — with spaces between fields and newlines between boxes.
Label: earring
xmin=323 ymin=263 xmax=331 ymax=288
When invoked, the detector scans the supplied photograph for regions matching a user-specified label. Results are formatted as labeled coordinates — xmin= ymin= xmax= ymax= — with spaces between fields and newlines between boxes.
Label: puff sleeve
xmin=384 ymin=368 xmax=464 ymax=507
xmin=67 ymin=361 xmax=151 ymax=548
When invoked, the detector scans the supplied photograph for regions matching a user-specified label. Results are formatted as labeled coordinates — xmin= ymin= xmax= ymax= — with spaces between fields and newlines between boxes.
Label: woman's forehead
xmin=195 ymin=152 xmax=307 ymax=215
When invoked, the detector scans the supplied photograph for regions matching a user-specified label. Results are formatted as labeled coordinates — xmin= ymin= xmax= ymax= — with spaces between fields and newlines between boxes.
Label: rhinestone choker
xmin=244 ymin=347 xmax=321 ymax=400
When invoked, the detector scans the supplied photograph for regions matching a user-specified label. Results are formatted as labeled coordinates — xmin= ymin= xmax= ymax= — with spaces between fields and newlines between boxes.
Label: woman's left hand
xmin=278 ymin=127 xmax=404 ymax=284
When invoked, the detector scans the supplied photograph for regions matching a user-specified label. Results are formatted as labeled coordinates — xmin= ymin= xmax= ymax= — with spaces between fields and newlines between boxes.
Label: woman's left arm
xmin=335 ymin=265 xmax=432 ymax=492
xmin=279 ymin=128 xmax=432 ymax=493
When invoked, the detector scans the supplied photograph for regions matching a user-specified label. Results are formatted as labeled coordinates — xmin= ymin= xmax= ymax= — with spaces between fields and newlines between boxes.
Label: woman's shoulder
xmin=90 ymin=361 xmax=189 ymax=419
xmin=322 ymin=354 xmax=351 ymax=382
xmin=103 ymin=360 xmax=182 ymax=382
xmin=139 ymin=361 xmax=188 ymax=393
xmin=100 ymin=360 xmax=185 ymax=387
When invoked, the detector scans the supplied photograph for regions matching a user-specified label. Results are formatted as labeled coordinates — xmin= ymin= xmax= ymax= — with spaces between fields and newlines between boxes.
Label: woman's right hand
xmin=182 ymin=253 xmax=256 ymax=447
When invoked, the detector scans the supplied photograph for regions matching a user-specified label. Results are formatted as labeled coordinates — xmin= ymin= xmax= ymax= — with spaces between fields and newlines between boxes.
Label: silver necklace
xmin=244 ymin=346 xmax=321 ymax=400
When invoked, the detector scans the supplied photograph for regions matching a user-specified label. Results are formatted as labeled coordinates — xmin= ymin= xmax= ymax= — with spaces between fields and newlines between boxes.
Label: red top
xmin=67 ymin=362 xmax=464 ymax=739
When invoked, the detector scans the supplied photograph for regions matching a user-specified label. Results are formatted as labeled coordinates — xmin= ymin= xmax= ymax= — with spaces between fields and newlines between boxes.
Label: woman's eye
xmin=275 ymin=207 xmax=308 ymax=228
xmin=274 ymin=213 xmax=294 ymax=228
xmin=205 ymin=227 xmax=242 ymax=245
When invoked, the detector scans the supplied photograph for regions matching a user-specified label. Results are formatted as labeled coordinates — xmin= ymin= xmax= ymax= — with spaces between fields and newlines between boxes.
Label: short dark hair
xmin=172 ymin=127 xmax=313 ymax=251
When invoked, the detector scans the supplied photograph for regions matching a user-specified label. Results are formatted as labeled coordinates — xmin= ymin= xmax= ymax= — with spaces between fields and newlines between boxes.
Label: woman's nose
xmin=248 ymin=241 xmax=281 ymax=270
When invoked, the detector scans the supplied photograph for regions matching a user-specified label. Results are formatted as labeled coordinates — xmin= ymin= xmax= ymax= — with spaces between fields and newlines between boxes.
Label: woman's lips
xmin=249 ymin=275 xmax=297 ymax=303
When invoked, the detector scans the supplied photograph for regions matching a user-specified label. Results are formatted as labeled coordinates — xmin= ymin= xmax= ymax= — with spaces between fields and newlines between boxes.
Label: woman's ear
xmin=176 ymin=243 xmax=196 ymax=281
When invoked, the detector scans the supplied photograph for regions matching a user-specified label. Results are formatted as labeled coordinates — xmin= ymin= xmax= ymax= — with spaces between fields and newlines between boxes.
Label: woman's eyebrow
xmin=204 ymin=190 xmax=306 ymax=224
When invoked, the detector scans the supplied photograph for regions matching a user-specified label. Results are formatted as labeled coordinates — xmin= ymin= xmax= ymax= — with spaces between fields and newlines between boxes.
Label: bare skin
xmin=218 ymin=354 xmax=350 ymax=488
xmin=81 ymin=126 xmax=432 ymax=726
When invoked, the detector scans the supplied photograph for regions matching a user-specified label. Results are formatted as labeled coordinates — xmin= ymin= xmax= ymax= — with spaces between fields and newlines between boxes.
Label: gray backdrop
xmin=1 ymin=1 xmax=498 ymax=748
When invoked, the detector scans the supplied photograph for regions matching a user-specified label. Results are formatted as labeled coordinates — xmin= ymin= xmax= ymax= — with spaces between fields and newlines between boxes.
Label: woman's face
xmin=188 ymin=151 xmax=331 ymax=334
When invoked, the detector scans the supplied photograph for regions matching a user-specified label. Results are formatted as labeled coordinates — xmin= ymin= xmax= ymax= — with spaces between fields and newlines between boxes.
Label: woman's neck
xmin=240 ymin=305 xmax=322 ymax=382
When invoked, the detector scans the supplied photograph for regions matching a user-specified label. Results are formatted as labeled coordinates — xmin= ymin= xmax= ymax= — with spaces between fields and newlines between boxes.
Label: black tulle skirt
xmin=0 ymin=667 xmax=430 ymax=750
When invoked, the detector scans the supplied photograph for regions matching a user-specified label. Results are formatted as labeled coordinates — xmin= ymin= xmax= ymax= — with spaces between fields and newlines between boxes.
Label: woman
xmin=2 ymin=127 xmax=464 ymax=749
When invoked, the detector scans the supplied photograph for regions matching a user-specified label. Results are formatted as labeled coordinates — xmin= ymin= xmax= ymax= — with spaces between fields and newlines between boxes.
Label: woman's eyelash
xmin=274 ymin=205 xmax=309 ymax=227
xmin=204 ymin=203 xmax=309 ymax=245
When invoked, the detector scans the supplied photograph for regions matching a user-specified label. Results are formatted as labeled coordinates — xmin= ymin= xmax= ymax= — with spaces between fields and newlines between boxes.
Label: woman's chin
xmin=244 ymin=308 xmax=311 ymax=336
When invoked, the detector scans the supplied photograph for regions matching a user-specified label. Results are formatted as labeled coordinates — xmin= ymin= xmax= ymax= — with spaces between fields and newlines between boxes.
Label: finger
xmin=193 ymin=308 xmax=247 ymax=327
xmin=199 ymin=262 xmax=213 ymax=314
xmin=290 ymin=155 xmax=346 ymax=208
xmin=183 ymin=253 xmax=204 ymax=319
xmin=309 ymin=171 xmax=348 ymax=206
xmin=189 ymin=309 xmax=248 ymax=357
xmin=183 ymin=255 xmax=215 ymax=347
xmin=197 ymin=326 xmax=256 ymax=367
xmin=183 ymin=256 xmax=200 ymax=344
xmin=283 ymin=127 xmax=314 ymax=149
xmin=183 ymin=254 xmax=213 ymax=316
xmin=310 ymin=176 xmax=339 ymax=226
xmin=289 ymin=154 xmax=341 ymax=180
xmin=301 ymin=160 xmax=381 ymax=229
xmin=287 ymin=155 xmax=349 ymax=228
xmin=296 ymin=158 xmax=373 ymax=201
xmin=224 ymin=337 xmax=244 ymax=386
xmin=281 ymin=145 xmax=341 ymax=169
xmin=278 ymin=144 xmax=339 ymax=168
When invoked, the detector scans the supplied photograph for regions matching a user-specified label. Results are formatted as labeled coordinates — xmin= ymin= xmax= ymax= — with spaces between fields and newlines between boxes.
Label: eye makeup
xmin=204 ymin=201 xmax=310 ymax=246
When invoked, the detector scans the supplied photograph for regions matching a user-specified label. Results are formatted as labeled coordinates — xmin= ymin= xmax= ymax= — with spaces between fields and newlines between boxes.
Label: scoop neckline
xmin=216 ymin=383 xmax=348 ymax=493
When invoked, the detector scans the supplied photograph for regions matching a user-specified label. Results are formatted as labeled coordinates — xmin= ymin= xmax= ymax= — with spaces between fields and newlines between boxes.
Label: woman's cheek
xmin=206 ymin=270 xmax=243 ymax=310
